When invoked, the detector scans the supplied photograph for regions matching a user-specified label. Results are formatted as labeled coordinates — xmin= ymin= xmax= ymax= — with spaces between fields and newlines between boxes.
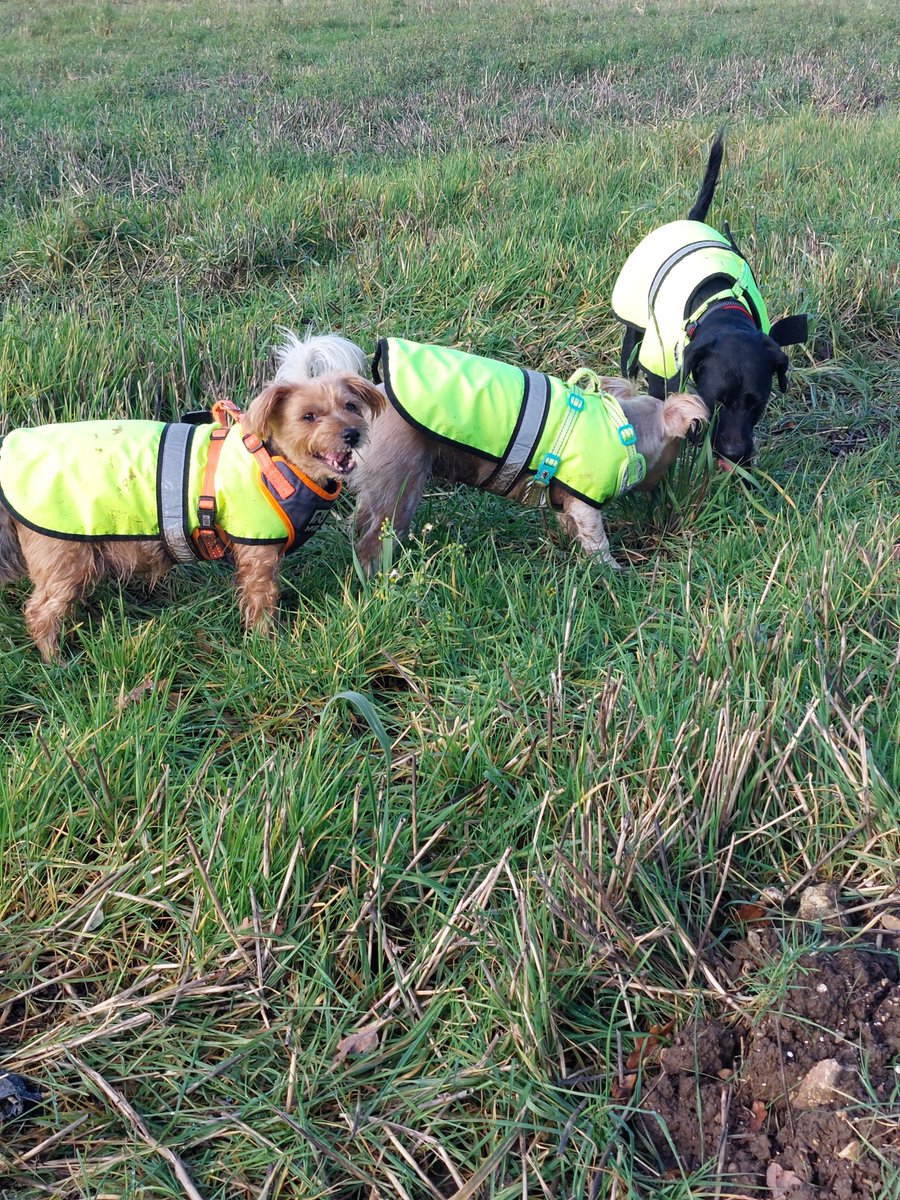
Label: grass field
xmin=1 ymin=0 xmax=899 ymax=1196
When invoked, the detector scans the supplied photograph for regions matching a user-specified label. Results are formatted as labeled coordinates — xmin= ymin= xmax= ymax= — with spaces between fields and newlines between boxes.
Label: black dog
xmin=612 ymin=134 xmax=808 ymax=465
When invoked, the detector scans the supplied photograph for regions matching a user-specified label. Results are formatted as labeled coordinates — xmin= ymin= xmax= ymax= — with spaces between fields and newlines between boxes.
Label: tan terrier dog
xmin=0 ymin=334 xmax=383 ymax=661
xmin=281 ymin=335 xmax=707 ymax=574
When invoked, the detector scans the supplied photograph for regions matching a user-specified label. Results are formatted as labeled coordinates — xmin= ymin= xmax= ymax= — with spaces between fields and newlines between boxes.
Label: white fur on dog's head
xmin=275 ymin=330 xmax=369 ymax=384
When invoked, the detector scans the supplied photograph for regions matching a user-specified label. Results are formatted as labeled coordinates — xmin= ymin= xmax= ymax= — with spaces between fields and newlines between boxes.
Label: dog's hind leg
xmin=0 ymin=507 xmax=26 ymax=585
xmin=620 ymin=325 xmax=643 ymax=378
xmin=557 ymin=497 xmax=622 ymax=569
xmin=19 ymin=531 xmax=98 ymax=662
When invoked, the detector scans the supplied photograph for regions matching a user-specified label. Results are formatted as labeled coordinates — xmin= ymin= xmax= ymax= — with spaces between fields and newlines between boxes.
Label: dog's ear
xmin=245 ymin=382 xmax=296 ymax=439
xmin=768 ymin=314 xmax=809 ymax=347
xmin=343 ymin=375 xmax=386 ymax=418
xmin=680 ymin=334 xmax=716 ymax=384
xmin=764 ymin=337 xmax=790 ymax=393
xmin=662 ymin=393 xmax=709 ymax=439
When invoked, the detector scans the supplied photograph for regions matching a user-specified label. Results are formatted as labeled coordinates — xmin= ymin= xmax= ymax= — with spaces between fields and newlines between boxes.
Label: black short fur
xmin=687 ymin=132 xmax=724 ymax=222
xmin=620 ymin=133 xmax=804 ymax=466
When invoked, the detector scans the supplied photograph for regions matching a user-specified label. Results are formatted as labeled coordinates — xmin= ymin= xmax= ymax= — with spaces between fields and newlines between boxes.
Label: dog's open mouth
xmin=315 ymin=450 xmax=356 ymax=475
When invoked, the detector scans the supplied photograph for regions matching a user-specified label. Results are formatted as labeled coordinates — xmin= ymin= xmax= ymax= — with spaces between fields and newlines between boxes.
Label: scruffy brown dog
xmin=306 ymin=333 xmax=706 ymax=574
xmin=0 ymin=334 xmax=383 ymax=661
xmin=354 ymin=372 xmax=705 ymax=572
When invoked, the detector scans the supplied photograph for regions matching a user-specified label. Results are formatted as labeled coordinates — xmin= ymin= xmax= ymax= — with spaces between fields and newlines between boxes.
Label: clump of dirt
xmin=636 ymin=935 xmax=899 ymax=1198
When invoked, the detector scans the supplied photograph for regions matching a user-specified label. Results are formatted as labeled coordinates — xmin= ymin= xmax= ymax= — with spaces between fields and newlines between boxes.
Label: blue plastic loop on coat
xmin=534 ymin=453 xmax=561 ymax=486
xmin=566 ymin=391 xmax=586 ymax=411
xmin=618 ymin=423 xmax=636 ymax=446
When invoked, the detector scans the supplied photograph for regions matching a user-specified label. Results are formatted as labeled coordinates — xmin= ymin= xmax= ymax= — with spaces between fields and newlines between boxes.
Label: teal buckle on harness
xmin=618 ymin=423 xmax=637 ymax=447
xmin=534 ymin=452 xmax=561 ymax=487
xmin=567 ymin=391 xmax=586 ymax=412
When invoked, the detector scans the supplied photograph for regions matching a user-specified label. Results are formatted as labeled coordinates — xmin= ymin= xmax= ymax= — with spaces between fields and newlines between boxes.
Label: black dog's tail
xmin=687 ymin=131 xmax=724 ymax=222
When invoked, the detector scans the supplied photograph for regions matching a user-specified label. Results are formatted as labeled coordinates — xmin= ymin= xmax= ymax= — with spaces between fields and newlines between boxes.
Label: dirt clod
xmin=793 ymin=1058 xmax=843 ymax=1109
xmin=636 ymin=940 xmax=900 ymax=1198
xmin=797 ymin=883 xmax=845 ymax=927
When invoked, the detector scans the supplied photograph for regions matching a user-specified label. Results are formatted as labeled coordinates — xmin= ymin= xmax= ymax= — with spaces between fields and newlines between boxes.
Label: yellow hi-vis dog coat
xmin=373 ymin=338 xmax=645 ymax=509
xmin=612 ymin=219 xmax=770 ymax=381
xmin=0 ymin=418 xmax=340 ymax=562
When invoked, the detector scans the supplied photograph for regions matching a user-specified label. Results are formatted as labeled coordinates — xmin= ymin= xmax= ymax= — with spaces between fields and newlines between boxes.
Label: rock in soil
xmin=797 ymin=883 xmax=845 ymax=927
xmin=634 ymin=939 xmax=899 ymax=1199
xmin=0 ymin=1071 xmax=42 ymax=1123
xmin=793 ymin=1058 xmax=843 ymax=1110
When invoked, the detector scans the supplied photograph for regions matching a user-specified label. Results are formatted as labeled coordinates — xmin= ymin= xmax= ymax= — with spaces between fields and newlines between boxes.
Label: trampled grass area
xmin=1 ymin=0 xmax=898 ymax=1196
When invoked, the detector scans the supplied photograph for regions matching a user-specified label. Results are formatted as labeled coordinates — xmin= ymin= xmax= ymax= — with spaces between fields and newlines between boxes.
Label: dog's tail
xmin=0 ymin=504 xmax=26 ymax=587
xmin=687 ymin=131 xmax=724 ymax=222
xmin=274 ymin=330 xmax=369 ymax=384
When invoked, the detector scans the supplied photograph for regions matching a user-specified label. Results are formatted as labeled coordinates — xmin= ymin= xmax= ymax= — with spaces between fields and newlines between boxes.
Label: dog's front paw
xmin=240 ymin=607 xmax=275 ymax=636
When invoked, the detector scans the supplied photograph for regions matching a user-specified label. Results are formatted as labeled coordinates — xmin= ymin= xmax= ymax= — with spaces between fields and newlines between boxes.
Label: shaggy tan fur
xmin=354 ymin=375 xmax=708 ymax=572
xmin=0 ymin=373 xmax=384 ymax=661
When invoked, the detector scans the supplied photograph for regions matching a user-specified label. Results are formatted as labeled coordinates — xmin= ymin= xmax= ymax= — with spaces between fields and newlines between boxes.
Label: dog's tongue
xmin=716 ymin=458 xmax=736 ymax=472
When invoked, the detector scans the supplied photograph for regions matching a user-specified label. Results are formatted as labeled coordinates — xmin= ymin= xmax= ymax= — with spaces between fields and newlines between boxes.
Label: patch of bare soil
xmin=636 ymin=931 xmax=899 ymax=1198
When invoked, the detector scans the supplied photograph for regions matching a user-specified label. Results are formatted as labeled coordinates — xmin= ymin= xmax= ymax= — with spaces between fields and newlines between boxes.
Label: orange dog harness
xmin=187 ymin=399 xmax=341 ymax=562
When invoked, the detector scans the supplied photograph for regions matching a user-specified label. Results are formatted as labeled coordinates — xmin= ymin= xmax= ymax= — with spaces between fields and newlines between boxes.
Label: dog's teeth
xmin=320 ymin=451 xmax=355 ymax=474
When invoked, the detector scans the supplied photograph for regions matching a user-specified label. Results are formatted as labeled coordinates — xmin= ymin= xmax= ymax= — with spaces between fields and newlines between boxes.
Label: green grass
xmin=0 ymin=0 xmax=898 ymax=1196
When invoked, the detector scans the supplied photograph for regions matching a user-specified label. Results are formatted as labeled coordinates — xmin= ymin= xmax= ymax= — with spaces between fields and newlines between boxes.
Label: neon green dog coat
xmin=373 ymin=338 xmax=645 ymax=509
xmin=611 ymin=219 xmax=770 ymax=380
xmin=0 ymin=419 xmax=338 ymax=558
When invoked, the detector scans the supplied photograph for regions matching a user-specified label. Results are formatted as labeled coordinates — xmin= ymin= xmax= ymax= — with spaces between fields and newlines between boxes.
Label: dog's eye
xmin=301 ymin=412 xmax=316 ymax=422
xmin=345 ymin=402 xmax=359 ymax=414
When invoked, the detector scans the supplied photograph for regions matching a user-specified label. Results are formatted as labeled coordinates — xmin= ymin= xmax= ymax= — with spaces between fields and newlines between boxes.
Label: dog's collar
xmin=685 ymin=298 xmax=756 ymax=341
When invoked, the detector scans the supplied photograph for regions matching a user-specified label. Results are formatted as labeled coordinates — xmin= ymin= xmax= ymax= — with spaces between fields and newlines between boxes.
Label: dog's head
xmin=244 ymin=373 xmax=385 ymax=486
xmin=620 ymin=390 xmax=709 ymax=489
xmin=682 ymin=326 xmax=788 ymax=466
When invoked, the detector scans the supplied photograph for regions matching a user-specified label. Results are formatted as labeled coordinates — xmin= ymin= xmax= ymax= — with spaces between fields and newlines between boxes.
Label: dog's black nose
xmin=714 ymin=438 xmax=753 ymax=465
xmin=342 ymin=427 xmax=361 ymax=447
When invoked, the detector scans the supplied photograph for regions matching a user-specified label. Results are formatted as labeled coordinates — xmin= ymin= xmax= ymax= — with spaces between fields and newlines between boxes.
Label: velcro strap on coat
xmin=484 ymin=369 xmax=550 ymax=496
xmin=602 ymin=393 xmax=645 ymax=493
xmin=157 ymin=423 xmax=197 ymax=563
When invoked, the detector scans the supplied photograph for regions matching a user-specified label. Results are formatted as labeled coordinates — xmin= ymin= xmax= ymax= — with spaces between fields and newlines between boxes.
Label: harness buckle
xmin=533 ymin=452 xmax=561 ymax=487
xmin=618 ymin=423 xmax=637 ymax=447
xmin=197 ymin=495 xmax=216 ymax=530
xmin=566 ymin=391 xmax=586 ymax=412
